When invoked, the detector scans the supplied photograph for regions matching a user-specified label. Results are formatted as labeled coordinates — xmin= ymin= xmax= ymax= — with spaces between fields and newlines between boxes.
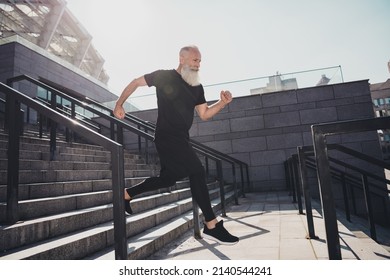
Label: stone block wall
xmin=130 ymin=80 xmax=384 ymax=195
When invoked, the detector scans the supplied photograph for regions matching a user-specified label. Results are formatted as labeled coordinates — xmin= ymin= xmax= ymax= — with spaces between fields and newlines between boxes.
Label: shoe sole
xmin=202 ymin=233 xmax=239 ymax=246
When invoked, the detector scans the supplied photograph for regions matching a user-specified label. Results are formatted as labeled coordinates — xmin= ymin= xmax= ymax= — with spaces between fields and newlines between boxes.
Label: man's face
xmin=181 ymin=49 xmax=201 ymax=71
xmin=180 ymin=48 xmax=202 ymax=86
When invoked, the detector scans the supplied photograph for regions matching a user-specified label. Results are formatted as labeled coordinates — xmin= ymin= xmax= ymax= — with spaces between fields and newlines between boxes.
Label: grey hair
xmin=179 ymin=45 xmax=199 ymax=56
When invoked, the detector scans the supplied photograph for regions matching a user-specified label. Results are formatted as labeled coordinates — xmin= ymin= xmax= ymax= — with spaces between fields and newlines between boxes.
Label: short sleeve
xmin=195 ymin=86 xmax=206 ymax=105
xmin=144 ymin=70 xmax=160 ymax=87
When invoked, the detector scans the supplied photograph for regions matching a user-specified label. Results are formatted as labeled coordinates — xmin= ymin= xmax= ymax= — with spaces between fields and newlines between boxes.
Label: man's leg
xmin=125 ymin=175 xmax=176 ymax=198
xmin=123 ymin=170 xmax=176 ymax=215
xmin=188 ymin=168 xmax=216 ymax=222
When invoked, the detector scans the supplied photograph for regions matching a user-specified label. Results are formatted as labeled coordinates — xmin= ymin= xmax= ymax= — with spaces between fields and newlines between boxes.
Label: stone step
xmin=0 ymin=177 xmax=156 ymax=202
xmin=0 ymin=159 xmax=154 ymax=171
xmin=86 ymin=190 xmax=234 ymax=260
xmin=0 ymin=132 xmax=145 ymax=161
xmin=0 ymin=186 xmax=233 ymax=260
xmin=0 ymin=178 xmax=194 ymax=221
xmin=0 ymin=158 xmax=151 ymax=171
xmin=0 ymin=143 xmax=143 ymax=160
xmin=0 ymin=149 xmax=146 ymax=166
xmin=0 ymin=127 xmax=239 ymax=261
xmin=0 ymin=177 xmax=211 ymax=222
xmin=0 ymin=132 xmax=91 ymax=150
xmin=0 ymin=168 xmax=155 ymax=185
xmin=0 ymin=183 xmax=197 ymax=252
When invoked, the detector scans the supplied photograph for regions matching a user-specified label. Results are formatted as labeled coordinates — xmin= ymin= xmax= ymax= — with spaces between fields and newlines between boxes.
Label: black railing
xmin=0 ymin=82 xmax=128 ymax=260
xmin=5 ymin=74 xmax=250 ymax=249
xmin=286 ymin=116 xmax=390 ymax=260
xmin=8 ymin=75 xmax=250 ymax=201
xmin=7 ymin=75 xmax=154 ymax=160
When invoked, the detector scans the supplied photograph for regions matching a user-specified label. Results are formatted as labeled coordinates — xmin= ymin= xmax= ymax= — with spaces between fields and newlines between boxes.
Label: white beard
xmin=181 ymin=65 xmax=200 ymax=86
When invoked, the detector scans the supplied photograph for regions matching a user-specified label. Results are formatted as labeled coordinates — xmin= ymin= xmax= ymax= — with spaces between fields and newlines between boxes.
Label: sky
xmin=66 ymin=0 xmax=390 ymax=108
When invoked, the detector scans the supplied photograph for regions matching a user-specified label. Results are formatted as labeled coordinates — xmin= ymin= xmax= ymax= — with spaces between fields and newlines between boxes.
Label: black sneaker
xmin=203 ymin=220 xmax=239 ymax=245
xmin=124 ymin=189 xmax=133 ymax=215
xmin=124 ymin=199 xmax=133 ymax=215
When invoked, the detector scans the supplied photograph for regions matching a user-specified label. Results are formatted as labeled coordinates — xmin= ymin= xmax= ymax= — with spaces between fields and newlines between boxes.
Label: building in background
xmin=249 ymin=71 xmax=333 ymax=95
xmin=0 ymin=0 xmax=139 ymax=124
xmin=370 ymin=61 xmax=390 ymax=161
xmin=0 ymin=0 xmax=109 ymax=83
xmin=250 ymin=72 xmax=298 ymax=95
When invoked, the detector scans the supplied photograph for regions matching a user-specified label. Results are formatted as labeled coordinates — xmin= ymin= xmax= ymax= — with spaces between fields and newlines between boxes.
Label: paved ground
xmin=148 ymin=191 xmax=390 ymax=260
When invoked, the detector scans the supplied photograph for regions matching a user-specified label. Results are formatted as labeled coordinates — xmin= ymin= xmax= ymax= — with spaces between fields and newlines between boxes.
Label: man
xmin=113 ymin=45 xmax=238 ymax=245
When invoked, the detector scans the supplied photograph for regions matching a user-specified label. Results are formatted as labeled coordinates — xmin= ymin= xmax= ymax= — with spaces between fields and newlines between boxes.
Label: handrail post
xmin=117 ymin=125 xmax=124 ymax=145
xmin=192 ymin=198 xmax=201 ymax=239
xmin=39 ymin=113 xmax=43 ymax=138
xmin=216 ymin=160 xmax=226 ymax=217
xmin=361 ymin=174 xmax=377 ymax=241
xmin=297 ymin=146 xmax=318 ymax=239
xmin=68 ymin=102 xmax=76 ymax=143
xmin=231 ymin=163 xmax=238 ymax=205
xmin=245 ymin=165 xmax=250 ymax=194
xmin=340 ymin=174 xmax=351 ymax=222
xmin=49 ymin=91 xmax=57 ymax=161
xmin=205 ymin=157 xmax=209 ymax=178
xmin=284 ymin=160 xmax=292 ymax=194
xmin=312 ymin=127 xmax=342 ymax=260
xmin=6 ymin=93 xmax=21 ymax=224
xmin=111 ymin=145 xmax=128 ymax=260
xmin=292 ymin=154 xmax=304 ymax=214
xmin=239 ymin=164 xmax=245 ymax=197
xmin=137 ymin=124 xmax=142 ymax=154
xmin=144 ymin=128 xmax=149 ymax=164
xmin=110 ymin=112 xmax=115 ymax=140
xmin=288 ymin=157 xmax=297 ymax=202
xmin=19 ymin=109 xmax=24 ymax=136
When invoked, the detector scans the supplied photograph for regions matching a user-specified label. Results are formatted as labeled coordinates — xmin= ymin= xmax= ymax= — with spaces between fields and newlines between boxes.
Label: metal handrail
xmin=9 ymin=75 xmax=249 ymax=192
xmin=310 ymin=116 xmax=390 ymax=259
xmin=287 ymin=147 xmax=390 ymax=259
xmin=7 ymin=75 xmax=154 ymax=158
xmin=34 ymin=96 xmax=101 ymax=132
xmin=298 ymin=152 xmax=389 ymax=239
xmin=11 ymin=74 xmax=246 ymax=203
xmin=6 ymin=74 xmax=249 ymax=250
xmin=0 ymin=82 xmax=128 ymax=260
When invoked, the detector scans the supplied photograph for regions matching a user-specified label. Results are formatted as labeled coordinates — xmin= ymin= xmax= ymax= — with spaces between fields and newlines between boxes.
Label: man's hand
xmin=220 ymin=90 xmax=233 ymax=106
xmin=113 ymin=103 xmax=126 ymax=119
xmin=196 ymin=90 xmax=233 ymax=120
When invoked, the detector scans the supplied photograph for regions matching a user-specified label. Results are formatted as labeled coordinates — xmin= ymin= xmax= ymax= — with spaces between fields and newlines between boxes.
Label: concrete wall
xmin=130 ymin=80 xmax=384 ymax=193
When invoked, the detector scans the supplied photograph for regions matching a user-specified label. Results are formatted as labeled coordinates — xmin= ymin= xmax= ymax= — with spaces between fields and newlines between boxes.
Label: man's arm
xmin=113 ymin=76 xmax=147 ymax=119
xmin=196 ymin=90 xmax=233 ymax=121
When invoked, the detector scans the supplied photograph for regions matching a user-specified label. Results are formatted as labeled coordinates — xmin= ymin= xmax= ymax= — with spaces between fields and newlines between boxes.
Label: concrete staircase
xmin=0 ymin=128 xmax=235 ymax=259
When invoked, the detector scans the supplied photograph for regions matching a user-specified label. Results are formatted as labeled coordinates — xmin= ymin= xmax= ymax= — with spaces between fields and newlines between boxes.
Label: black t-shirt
xmin=144 ymin=69 xmax=206 ymax=138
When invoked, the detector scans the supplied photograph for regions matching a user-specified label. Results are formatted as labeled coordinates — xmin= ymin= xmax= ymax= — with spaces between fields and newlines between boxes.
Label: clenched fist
xmin=220 ymin=90 xmax=233 ymax=105
xmin=113 ymin=103 xmax=126 ymax=119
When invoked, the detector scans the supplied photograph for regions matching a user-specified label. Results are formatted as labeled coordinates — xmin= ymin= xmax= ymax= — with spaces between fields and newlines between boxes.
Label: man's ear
xmin=179 ymin=55 xmax=185 ymax=65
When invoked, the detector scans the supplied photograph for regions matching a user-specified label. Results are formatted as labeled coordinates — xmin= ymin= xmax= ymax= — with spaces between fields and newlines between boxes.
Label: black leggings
xmin=125 ymin=134 xmax=216 ymax=222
